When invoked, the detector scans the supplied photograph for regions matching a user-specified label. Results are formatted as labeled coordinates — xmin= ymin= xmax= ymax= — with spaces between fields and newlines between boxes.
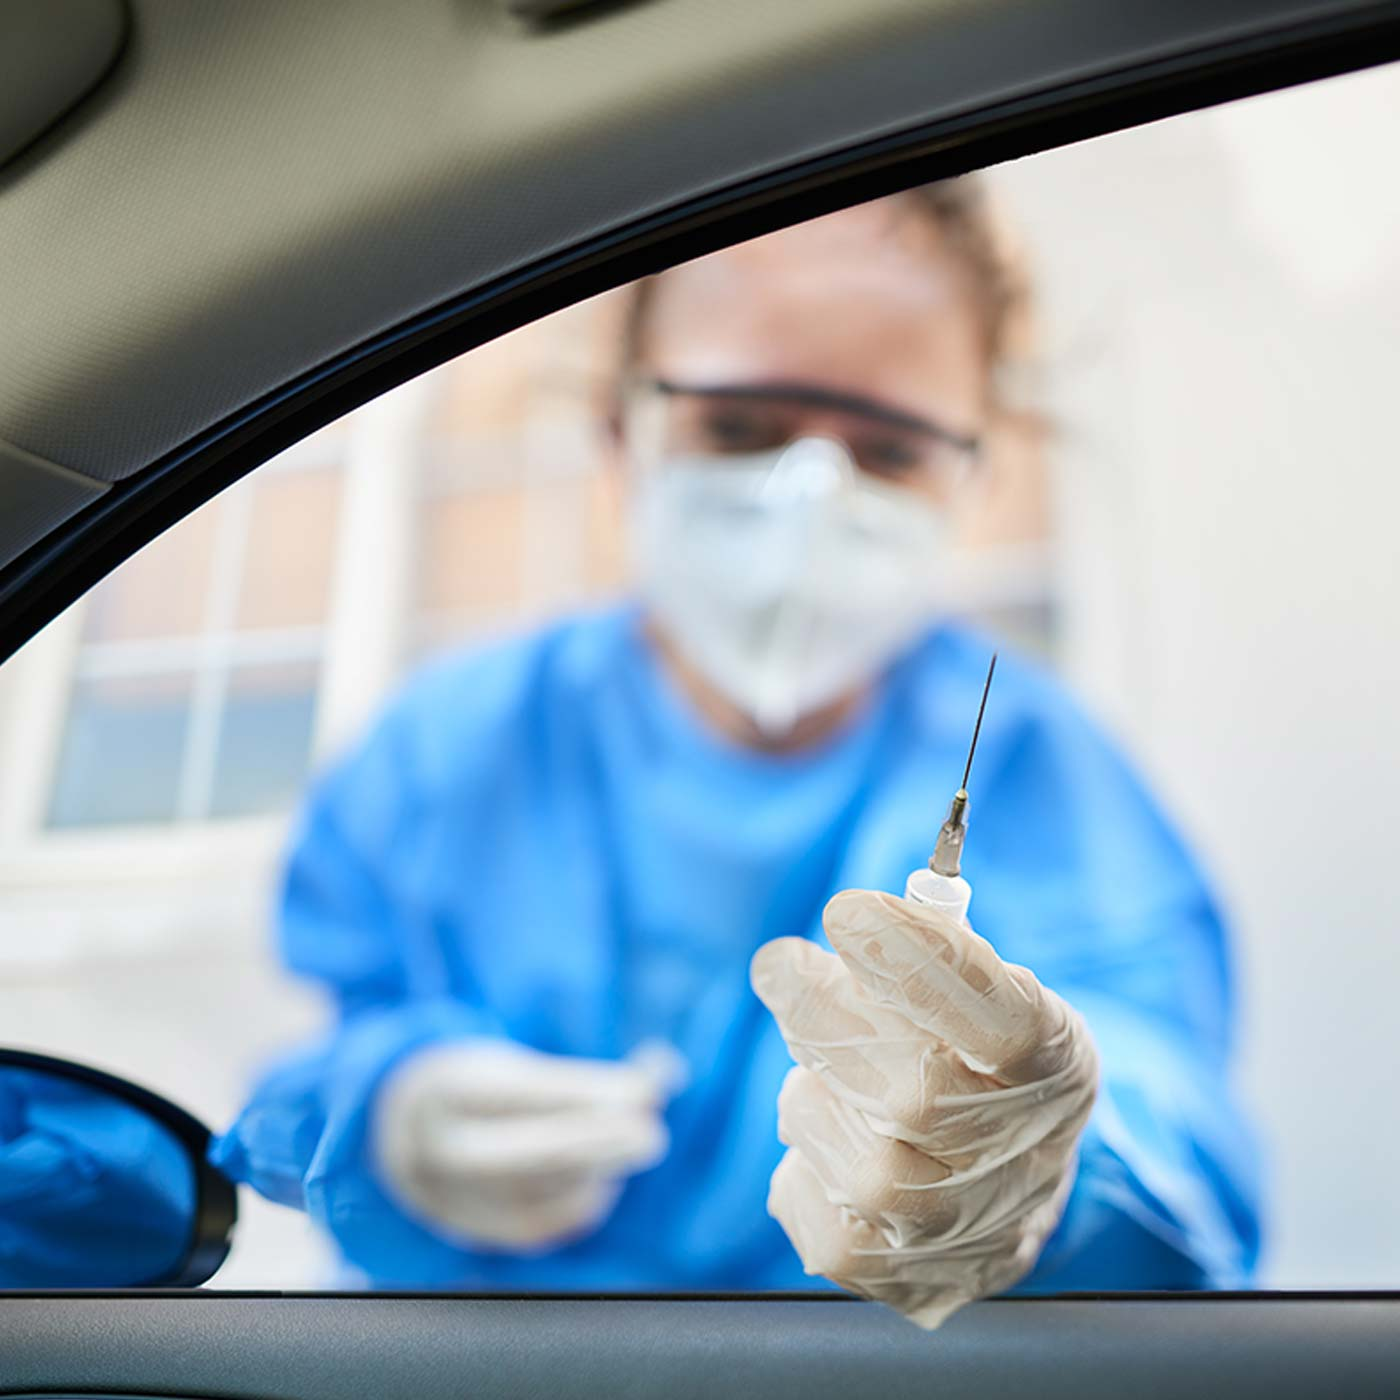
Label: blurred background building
xmin=0 ymin=62 xmax=1396 ymax=1289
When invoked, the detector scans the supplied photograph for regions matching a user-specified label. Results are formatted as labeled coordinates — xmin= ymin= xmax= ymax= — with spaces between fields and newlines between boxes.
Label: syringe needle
xmin=930 ymin=653 xmax=999 ymax=880
xmin=960 ymin=652 xmax=998 ymax=793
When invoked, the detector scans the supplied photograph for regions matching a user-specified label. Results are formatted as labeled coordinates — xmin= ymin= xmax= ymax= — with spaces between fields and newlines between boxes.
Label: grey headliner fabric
xmin=0 ymin=0 xmax=126 ymax=169
xmin=0 ymin=0 xmax=1376 ymax=496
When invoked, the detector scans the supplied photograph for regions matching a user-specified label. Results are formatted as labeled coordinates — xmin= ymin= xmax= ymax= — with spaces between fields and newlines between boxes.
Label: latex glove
xmin=750 ymin=889 xmax=1098 ymax=1329
xmin=373 ymin=1039 xmax=683 ymax=1249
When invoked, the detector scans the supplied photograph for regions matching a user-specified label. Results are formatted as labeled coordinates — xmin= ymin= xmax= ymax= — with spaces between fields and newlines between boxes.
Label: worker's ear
xmin=590 ymin=285 xmax=636 ymax=477
xmin=594 ymin=378 xmax=628 ymax=477
xmin=601 ymin=396 xmax=624 ymax=461
xmin=584 ymin=374 xmax=628 ymax=542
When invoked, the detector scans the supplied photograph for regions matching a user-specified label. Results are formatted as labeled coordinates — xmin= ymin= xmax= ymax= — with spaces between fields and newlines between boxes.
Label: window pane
xmin=6 ymin=58 xmax=1399 ymax=1299
xmin=207 ymin=662 xmax=319 ymax=819
xmin=235 ymin=469 xmax=342 ymax=631
xmin=427 ymin=302 xmax=604 ymax=443
xmin=413 ymin=298 xmax=624 ymax=651
xmin=47 ymin=672 xmax=194 ymax=827
xmin=81 ymin=503 xmax=219 ymax=643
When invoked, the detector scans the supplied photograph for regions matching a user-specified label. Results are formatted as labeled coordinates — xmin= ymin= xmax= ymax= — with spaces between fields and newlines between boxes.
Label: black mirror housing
xmin=0 ymin=1048 xmax=236 ymax=1289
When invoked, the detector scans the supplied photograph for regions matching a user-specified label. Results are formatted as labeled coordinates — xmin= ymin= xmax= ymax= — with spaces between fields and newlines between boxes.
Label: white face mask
xmin=628 ymin=437 xmax=948 ymax=736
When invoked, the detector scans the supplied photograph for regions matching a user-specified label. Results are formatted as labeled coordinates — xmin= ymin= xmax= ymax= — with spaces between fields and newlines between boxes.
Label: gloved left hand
xmin=750 ymin=888 xmax=1099 ymax=1329
xmin=372 ymin=1039 xmax=683 ymax=1249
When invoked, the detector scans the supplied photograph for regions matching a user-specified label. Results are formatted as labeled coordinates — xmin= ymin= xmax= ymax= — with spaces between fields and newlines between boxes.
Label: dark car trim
xmin=2 ymin=1296 xmax=1400 ymax=1398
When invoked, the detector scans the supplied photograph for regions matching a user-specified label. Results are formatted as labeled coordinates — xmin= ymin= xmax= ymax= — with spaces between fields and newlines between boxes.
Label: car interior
xmin=2 ymin=1 xmax=1399 ymax=1395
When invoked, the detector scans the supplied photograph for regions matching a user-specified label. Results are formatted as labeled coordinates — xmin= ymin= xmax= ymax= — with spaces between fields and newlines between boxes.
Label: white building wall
xmin=991 ymin=63 xmax=1400 ymax=1286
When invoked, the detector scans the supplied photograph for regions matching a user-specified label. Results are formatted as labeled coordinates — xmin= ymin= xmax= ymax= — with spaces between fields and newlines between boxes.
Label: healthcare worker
xmin=214 ymin=180 xmax=1260 ymax=1325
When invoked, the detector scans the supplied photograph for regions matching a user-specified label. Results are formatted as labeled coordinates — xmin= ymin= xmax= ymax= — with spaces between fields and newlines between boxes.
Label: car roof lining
xmin=0 ymin=0 xmax=128 ymax=172
xmin=2 ymin=0 xmax=1399 ymax=661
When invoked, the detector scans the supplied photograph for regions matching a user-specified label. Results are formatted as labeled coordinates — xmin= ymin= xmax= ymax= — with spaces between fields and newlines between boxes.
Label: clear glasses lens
xmin=625 ymin=385 xmax=974 ymax=501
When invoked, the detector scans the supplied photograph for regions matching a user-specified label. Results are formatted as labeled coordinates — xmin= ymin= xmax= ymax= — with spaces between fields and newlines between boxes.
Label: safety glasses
xmin=622 ymin=377 xmax=981 ymax=502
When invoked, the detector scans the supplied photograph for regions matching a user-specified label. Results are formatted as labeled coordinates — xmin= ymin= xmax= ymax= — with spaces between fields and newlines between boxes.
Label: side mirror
xmin=0 ymin=1048 xmax=236 ymax=1288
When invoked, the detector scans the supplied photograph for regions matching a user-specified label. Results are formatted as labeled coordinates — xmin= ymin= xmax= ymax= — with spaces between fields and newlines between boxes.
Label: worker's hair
xmin=899 ymin=177 xmax=1026 ymax=366
xmin=617 ymin=175 xmax=1028 ymax=379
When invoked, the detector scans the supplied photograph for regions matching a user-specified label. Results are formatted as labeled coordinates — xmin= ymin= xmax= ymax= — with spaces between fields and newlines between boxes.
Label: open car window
xmin=0 ymin=56 xmax=1396 ymax=1301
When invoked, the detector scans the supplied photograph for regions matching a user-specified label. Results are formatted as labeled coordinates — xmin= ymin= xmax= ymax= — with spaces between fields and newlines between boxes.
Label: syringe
xmin=904 ymin=653 xmax=997 ymax=925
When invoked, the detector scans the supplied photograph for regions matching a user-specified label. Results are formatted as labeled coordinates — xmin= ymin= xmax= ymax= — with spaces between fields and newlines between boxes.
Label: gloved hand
xmin=750 ymin=889 xmax=1098 ymax=1329
xmin=373 ymin=1039 xmax=682 ymax=1249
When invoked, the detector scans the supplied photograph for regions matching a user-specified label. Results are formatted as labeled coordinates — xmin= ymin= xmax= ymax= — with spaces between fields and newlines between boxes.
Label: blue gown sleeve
xmin=980 ymin=693 xmax=1263 ymax=1291
xmin=210 ymin=707 xmax=508 ymax=1284
xmin=1027 ymin=986 xmax=1263 ymax=1290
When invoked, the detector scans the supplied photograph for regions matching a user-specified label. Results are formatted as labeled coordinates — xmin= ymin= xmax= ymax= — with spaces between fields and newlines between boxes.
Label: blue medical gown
xmin=0 ymin=1070 xmax=196 ymax=1287
xmin=213 ymin=609 xmax=1261 ymax=1290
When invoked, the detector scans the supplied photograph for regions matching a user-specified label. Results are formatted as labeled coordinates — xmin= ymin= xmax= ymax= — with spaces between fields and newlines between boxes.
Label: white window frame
xmin=0 ymin=375 xmax=438 ymax=897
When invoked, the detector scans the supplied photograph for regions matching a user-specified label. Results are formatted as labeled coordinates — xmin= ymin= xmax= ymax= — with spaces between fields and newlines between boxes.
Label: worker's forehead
xmin=638 ymin=201 xmax=986 ymax=406
xmin=647 ymin=201 xmax=969 ymax=322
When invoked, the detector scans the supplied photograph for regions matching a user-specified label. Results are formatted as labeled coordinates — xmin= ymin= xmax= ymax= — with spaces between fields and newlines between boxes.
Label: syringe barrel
xmin=904 ymin=865 xmax=972 ymax=924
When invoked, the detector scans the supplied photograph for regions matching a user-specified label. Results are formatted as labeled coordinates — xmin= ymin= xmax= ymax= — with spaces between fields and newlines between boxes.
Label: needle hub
xmin=931 ymin=788 xmax=970 ymax=877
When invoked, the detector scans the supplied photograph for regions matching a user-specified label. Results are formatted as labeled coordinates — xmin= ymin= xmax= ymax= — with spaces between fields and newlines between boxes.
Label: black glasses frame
xmin=639 ymin=376 xmax=982 ymax=458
